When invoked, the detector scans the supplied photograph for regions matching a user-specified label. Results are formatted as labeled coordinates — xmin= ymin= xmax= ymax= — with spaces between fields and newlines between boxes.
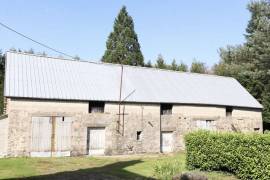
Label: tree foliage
xmin=170 ymin=59 xmax=178 ymax=71
xmin=178 ymin=62 xmax=188 ymax=72
xmin=102 ymin=6 xmax=144 ymax=66
xmin=155 ymin=54 xmax=167 ymax=69
xmin=190 ymin=60 xmax=207 ymax=73
xmin=169 ymin=59 xmax=188 ymax=72
xmin=24 ymin=48 xmax=34 ymax=54
xmin=144 ymin=60 xmax=152 ymax=68
xmin=0 ymin=51 xmax=5 ymax=114
xmin=214 ymin=0 xmax=270 ymax=123
xmin=153 ymin=54 xmax=189 ymax=72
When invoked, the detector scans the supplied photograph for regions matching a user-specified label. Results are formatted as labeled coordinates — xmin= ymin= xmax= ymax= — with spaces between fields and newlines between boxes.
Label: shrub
xmin=185 ymin=131 xmax=270 ymax=180
xmin=153 ymin=159 xmax=184 ymax=180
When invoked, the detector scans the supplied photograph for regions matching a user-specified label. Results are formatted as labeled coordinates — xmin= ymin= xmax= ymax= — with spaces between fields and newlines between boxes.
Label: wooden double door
xmin=31 ymin=116 xmax=72 ymax=157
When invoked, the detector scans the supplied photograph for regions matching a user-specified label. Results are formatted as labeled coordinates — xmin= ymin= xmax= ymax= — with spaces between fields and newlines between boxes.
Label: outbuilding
xmin=0 ymin=51 xmax=263 ymax=157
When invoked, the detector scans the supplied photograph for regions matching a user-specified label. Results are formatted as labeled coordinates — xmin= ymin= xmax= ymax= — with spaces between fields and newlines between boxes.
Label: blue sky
xmin=0 ymin=0 xmax=250 ymax=66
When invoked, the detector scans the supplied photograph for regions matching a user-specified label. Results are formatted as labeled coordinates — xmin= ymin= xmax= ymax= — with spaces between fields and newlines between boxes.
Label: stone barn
xmin=0 ymin=51 xmax=263 ymax=157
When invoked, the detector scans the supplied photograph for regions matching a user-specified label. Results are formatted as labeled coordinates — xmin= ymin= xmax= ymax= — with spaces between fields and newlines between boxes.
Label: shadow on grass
xmin=6 ymin=160 xmax=154 ymax=180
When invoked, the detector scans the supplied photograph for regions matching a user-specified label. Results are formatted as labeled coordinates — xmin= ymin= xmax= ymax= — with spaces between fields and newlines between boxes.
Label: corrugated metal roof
xmin=4 ymin=51 xmax=262 ymax=109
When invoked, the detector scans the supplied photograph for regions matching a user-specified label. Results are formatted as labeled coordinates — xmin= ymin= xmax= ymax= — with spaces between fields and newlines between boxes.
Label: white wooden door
xmin=88 ymin=127 xmax=105 ymax=155
xmin=55 ymin=117 xmax=72 ymax=157
xmin=0 ymin=118 xmax=8 ymax=157
xmin=31 ymin=117 xmax=52 ymax=157
xmin=161 ymin=132 xmax=173 ymax=153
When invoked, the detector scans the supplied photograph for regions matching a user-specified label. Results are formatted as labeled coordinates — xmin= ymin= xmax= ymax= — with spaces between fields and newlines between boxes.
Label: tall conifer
xmin=102 ymin=6 xmax=144 ymax=66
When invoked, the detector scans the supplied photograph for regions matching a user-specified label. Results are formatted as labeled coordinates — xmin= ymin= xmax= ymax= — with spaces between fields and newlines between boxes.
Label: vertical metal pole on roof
xmin=118 ymin=65 xmax=124 ymax=134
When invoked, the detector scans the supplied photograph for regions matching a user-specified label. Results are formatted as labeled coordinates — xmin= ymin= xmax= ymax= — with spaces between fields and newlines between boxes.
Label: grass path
xmin=0 ymin=153 xmax=237 ymax=179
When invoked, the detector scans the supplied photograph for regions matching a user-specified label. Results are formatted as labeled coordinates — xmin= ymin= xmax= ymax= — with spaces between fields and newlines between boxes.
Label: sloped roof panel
xmin=4 ymin=52 xmax=262 ymax=109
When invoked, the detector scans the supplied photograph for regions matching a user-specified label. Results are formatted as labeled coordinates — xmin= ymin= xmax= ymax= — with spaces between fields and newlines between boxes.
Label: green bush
xmin=185 ymin=131 xmax=270 ymax=180
xmin=153 ymin=159 xmax=184 ymax=180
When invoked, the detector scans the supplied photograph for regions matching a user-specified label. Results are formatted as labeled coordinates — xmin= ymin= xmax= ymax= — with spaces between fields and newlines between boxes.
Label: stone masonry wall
xmin=6 ymin=98 xmax=263 ymax=157
xmin=162 ymin=105 xmax=262 ymax=151
xmin=6 ymin=99 xmax=162 ymax=156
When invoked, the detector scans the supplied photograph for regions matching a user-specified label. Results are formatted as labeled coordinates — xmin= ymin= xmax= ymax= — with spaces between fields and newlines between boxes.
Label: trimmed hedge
xmin=185 ymin=131 xmax=270 ymax=180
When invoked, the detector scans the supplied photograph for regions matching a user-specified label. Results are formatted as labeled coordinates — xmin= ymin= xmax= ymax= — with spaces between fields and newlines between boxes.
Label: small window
xmin=197 ymin=120 xmax=215 ymax=130
xmin=161 ymin=104 xmax=172 ymax=115
xmin=254 ymin=128 xmax=260 ymax=132
xmin=226 ymin=107 xmax=233 ymax=117
xmin=89 ymin=101 xmax=105 ymax=113
xmin=137 ymin=131 xmax=142 ymax=141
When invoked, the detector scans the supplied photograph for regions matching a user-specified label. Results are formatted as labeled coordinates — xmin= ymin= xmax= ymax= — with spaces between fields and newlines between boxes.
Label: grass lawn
xmin=0 ymin=152 xmax=237 ymax=180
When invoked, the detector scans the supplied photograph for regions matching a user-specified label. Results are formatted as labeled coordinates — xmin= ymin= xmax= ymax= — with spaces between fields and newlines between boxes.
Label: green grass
xmin=0 ymin=153 xmax=237 ymax=180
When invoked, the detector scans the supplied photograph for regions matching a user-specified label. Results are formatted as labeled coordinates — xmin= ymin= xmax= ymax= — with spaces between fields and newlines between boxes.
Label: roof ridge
xmin=6 ymin=51 xmax=234 ymax=80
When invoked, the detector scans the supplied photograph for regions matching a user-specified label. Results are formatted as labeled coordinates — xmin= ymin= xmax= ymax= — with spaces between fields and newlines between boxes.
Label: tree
xmin=37 ymin=51 xmax=47 ymax=57
xmin=153 ymin=56 xmax=189 ymax=72
xmin=73 ymin=55 xmax=80 ymax=60
xmin=144 ymin=60 xmax=152 ymax=68
xmin=168 ymin=59 xmax=188 ymax=72
xmin=190 ymin=60 xmax=207 ymax=73
xmin=214 ymin=0 xmax=270 ymax=123
xmin=155 ymin=54 xmax=167 ymax=69
xmin=102 ymin=6 xmax=144 ymax=66
xmin=9 ymin=47 xmax=17 ymax=52
xmin=24 ymin=48 xmax=34 ymax=54
xmin=178 ymin=62 xmax=188 ymax=72
xmin=170 ymin=59 xmax=178 ymax=71
xmin=0 ymin=51 xmax=5 ymax=114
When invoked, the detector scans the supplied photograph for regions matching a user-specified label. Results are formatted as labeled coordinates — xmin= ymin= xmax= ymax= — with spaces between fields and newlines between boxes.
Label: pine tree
xmin=155 ymin=54 xmax=167 ymax=69
xmin=178 ymin=62 xmax=188 ymax=72
xmin=170 ymin=59 xmax=178 ymax=71
xmin=214 ymin=0 xmax=270 ymax=123
xmin=102 ymin=6 xmax=144 ymax=66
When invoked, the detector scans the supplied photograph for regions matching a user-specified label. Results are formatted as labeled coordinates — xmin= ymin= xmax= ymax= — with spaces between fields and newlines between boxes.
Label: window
xmin=136 ymin=131 xmax=142 ymax=141
xmin=254 ymin=128 xmax=260 ymax=132
xmin=160 ymin=104 xmax=172 ymax=115
xmin=137 ymin=131 xmax=142 ymax=140
xmin=89 ymin=101 xmax=105 ymax=113
xmin=196 ymin=120 xmax=215 ymax=130
xmin=226 ymin=107 xmax=233 ymax=117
